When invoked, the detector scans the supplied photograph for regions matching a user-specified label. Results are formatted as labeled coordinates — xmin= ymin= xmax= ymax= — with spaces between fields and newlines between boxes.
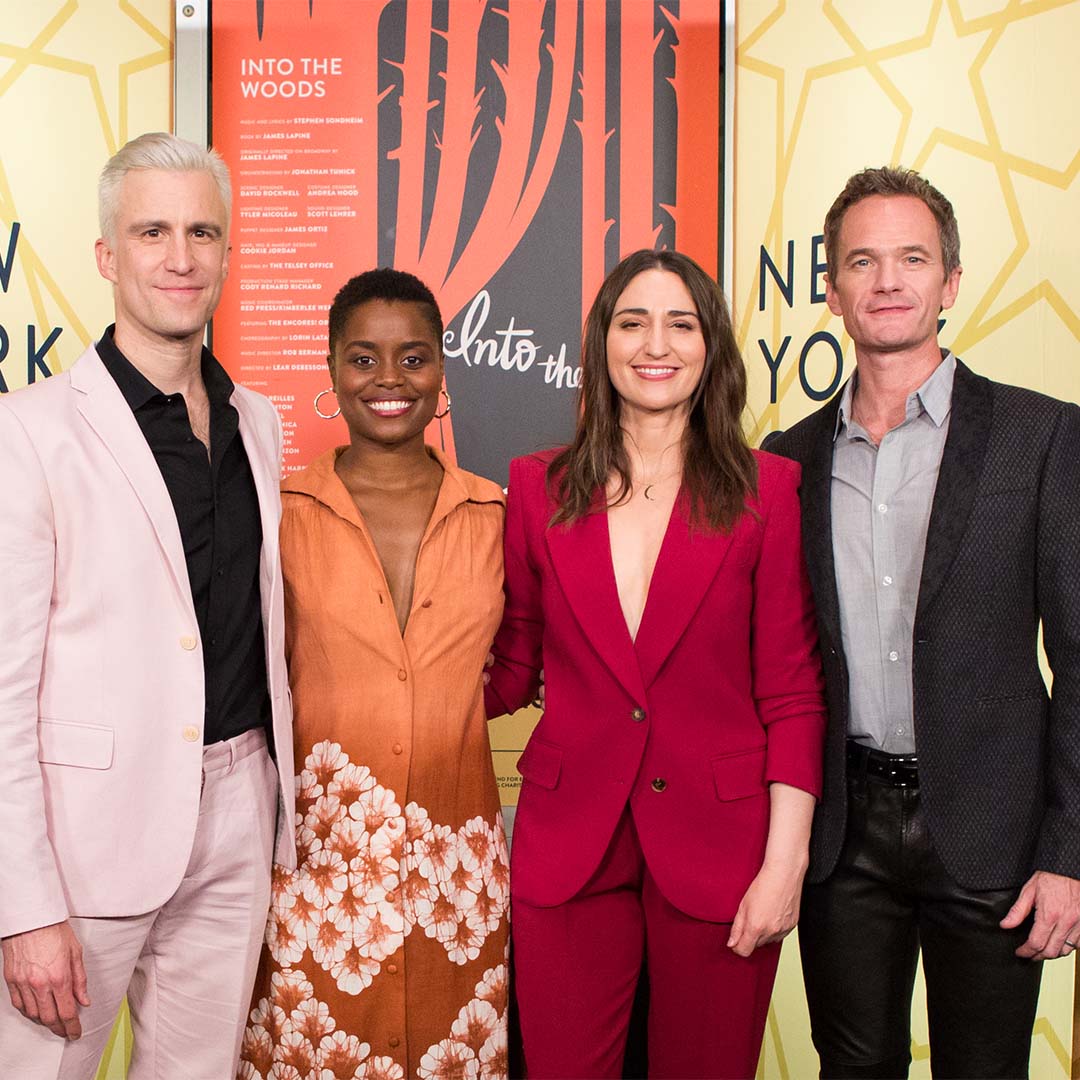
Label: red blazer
xmin=485 ymin=450 xmax=826 ymax=922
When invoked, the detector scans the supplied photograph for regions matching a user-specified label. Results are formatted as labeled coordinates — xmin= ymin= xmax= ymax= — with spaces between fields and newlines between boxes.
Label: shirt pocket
xmin=37 ymin=719 xmax=114 ymax=770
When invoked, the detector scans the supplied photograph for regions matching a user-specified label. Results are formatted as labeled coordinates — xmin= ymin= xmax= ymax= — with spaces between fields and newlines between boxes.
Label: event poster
xmin=210 ymin=0 xmax=722 ymax=483
xmin=211 ymin=0 xmax=722 ymax=806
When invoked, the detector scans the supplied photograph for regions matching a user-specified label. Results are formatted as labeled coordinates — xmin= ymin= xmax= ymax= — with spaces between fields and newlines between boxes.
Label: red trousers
xmin=512 ymin=810 xmax=781 ymax=1079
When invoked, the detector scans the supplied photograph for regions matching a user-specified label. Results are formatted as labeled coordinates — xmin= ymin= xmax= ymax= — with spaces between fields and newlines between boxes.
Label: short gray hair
xmin=98 ymin=132 xmax=232 ymax=242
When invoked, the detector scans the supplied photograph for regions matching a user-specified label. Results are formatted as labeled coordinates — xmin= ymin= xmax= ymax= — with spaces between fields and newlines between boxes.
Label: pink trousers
xmin=512 ymin=809 xmax=781 ymax=1079
xmin=0 ymin=728 xmax=277 ymax=1080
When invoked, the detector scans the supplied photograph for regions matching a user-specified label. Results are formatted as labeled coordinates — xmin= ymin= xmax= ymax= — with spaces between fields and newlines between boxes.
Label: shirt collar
xmin=282 ymin=445 xmax=504 ymax=528
xmin=95 ymin=324 xmax=235 ymax=411
xmin=834 ymin=349 xmax=955 ymax=440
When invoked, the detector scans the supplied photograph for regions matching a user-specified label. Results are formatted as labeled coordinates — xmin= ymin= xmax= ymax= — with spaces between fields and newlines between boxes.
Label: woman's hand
xmin=727 ymin=858 xmax=806 ymax=957
xmin=727 ymin=781 xmax=816 ymax=957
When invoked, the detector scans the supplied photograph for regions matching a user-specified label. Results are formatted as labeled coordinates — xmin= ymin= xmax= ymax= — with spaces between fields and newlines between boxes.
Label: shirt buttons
xmin=179 ymin=635 xmax=197 ymax=651
xmin=182 ymin=726 xmax=201 ymax=743
xmin=882 ymin=576 xmax=893 ymax=586
xmin=389 ymin=1037 xmax=401 ymax=1049
xmin=889 ymin=650 xmax=899 ymax=662
xmin=421 ymin=599 xmax=432 ymax=608
xmin=631 ymin=707 xmax=646 ymax=723
xmin=387 ymin=963 xmax=399 ymax=974
xmin=651 ymin=777 xmax=667 ymax=792
xmin=392 ymin=743 xmax=403 ymax=755
xmin=397 ymin=669 xmax=408 ymax=682
xmin=877 ymin=503 xmax=888 ymax=513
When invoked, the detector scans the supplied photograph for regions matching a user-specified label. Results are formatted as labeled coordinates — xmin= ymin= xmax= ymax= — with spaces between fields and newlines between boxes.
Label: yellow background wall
xmin=734 ymin=2 xmax=1080 ymax=1076
xmin=0 ymin=3 xmax=173 ymax=1075
xmin=2 ymin=1 xmax=1077 ymax=1077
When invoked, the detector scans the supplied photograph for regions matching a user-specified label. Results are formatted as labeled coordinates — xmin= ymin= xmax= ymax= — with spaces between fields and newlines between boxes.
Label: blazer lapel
xmin=915 ymin=359 xmax=993 ymax=621
xmin=633 ymin=496 xmax=737 ymax=688
xmin=800 ymin=399 xmax=844 ymax=649
xmin=545 ymin=510 xmax=648 ymax=706
xmin=69 ymin=347 xmax=193 ymax=608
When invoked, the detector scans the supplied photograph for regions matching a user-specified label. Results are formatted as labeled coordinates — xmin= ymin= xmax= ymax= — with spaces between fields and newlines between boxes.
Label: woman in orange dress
xmin=239 ymin=269 xmax=509 ymax=1080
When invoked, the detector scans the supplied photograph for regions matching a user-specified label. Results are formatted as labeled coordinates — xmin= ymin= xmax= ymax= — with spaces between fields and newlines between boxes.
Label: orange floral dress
xmin=239 ymin=447 xmax=509 ymax=1080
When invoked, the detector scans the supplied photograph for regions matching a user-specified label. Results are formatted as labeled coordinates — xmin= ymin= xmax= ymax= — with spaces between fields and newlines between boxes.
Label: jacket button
xmin=182 ymin=726 xmax=201 ymax=743
xmin=179 ymin=635 xmax=197 ymax=651
xmin=651 ymin=777 xmax=667 ymax=792
xmin=631 ymin=707 xmax=646 ymax=722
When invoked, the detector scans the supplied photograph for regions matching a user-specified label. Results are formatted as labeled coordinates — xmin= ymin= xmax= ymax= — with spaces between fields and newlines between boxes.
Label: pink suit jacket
xmin=0 ymin=343 xmax=296 ymax=940
xmin=485 ymin=450 xmax=826 ymax=922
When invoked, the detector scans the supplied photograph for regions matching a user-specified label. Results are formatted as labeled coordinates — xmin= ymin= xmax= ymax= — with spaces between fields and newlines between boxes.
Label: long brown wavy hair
xmin=548 ymin=249 xmax=757 ymax=532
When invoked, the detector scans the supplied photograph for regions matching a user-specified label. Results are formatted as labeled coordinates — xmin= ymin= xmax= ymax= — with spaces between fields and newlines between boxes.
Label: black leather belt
xmin=847 ymin=740 xmax=919 ymax=788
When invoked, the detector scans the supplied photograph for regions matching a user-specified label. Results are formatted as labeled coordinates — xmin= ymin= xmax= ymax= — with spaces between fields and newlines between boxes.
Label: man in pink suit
xmin=0 ymin=132 xmax=296 ymax=1079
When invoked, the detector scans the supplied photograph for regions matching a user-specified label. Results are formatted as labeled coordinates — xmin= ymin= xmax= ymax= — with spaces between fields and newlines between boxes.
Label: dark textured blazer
xmin=764 ymin=358 xmax=1080 ymax=890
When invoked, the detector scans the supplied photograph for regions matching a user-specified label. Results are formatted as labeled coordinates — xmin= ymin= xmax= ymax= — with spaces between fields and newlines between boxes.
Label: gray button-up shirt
xmin=831 ymin=352 xmax=955 ymax=754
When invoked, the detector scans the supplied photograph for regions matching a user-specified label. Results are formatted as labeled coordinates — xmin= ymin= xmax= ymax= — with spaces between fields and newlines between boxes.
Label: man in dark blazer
xmin=764 ymin=166 xmax=1080 ymax=1079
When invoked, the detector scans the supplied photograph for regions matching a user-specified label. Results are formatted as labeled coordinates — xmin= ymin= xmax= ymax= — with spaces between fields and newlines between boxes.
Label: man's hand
xmin=1 ymin=921 xmax=89 ymax=1039
xmin=1001 ymin=870 xmax=1080 ymax=960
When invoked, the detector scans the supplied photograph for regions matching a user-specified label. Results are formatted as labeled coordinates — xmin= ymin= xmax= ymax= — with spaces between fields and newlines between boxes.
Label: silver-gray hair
xmin=98 ymin=132 xmax=232 ymax=242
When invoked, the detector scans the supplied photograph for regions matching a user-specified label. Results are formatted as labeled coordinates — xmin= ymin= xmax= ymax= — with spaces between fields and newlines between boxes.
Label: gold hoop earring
xmin=314 ymin=388 xmax=340 ymax=419
xmin=434 ymin=389 xmax=452 ymax=419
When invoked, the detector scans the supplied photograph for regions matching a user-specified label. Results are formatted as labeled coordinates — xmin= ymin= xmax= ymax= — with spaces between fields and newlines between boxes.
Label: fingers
xmin=51 ymin=983 xmax=83 ymax=1040
xmin=29 ymin=983 xmax=70 ymax=1039
xmin=1019 ymin=915 xmax=1080 ymax=961
xmin=71 ymin=951 xmax=90 ymax=1009
xmin=1 ymin=923 xmax=87 ymax=1039
xmin=727 ymin=904 xmax=747 ymax=954
xmin=1000 ymin=881 xmax=1035 ymax=929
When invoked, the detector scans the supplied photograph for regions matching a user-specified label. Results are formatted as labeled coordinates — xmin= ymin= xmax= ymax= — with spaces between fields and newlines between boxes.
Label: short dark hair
xmin=327 ymin=268 xmax=443 ymax=353
xmin=824 ymin=166 xmax=960 ymax=280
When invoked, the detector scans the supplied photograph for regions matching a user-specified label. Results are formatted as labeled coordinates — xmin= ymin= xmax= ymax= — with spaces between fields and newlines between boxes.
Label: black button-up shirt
xmin=97 ymin=326 xmax=270 ymax=745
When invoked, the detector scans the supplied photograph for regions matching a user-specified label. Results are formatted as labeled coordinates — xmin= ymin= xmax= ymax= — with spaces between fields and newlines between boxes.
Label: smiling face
xmin=825 ymin=194 xmax=961 ymax=359
xmin=94 ymin=168 xmax=230 ymax=350
xmin=330 ymin=299 xmax=444 ymax=450
xmin=605 ymin=268 xmax=707 ymax=421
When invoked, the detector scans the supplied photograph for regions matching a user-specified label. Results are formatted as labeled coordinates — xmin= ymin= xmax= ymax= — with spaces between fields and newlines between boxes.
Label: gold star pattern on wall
xmin=1 ymin=5 xmax=172 ymax=1076
xmin=735 ymin=2 xmax=1079 ymax=1077
xmin=735 ymin=0 xmax=1080 ymax=442
xmin=0 ymin=0 xmax=171 ymax=389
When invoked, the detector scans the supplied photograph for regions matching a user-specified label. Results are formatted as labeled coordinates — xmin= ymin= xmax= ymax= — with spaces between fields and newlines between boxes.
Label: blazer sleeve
xmin=484 ymin=456 xmax=544 ymax=718
xmin=752 ymin=457 xmax=827 ymax=798
xmin=1034 ymin=401 xmax=1080 ymax=879
xmin=0 ymin=402 xmax=70 ymax=937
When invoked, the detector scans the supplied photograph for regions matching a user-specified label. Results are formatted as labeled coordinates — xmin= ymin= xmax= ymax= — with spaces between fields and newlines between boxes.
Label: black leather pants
xmin=799 ymin=768 xmax=1043 ymax=1079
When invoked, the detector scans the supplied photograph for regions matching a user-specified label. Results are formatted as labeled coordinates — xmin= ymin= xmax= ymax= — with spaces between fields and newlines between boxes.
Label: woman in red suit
xmin=485 ymin=249 xmax=826 ymax=1079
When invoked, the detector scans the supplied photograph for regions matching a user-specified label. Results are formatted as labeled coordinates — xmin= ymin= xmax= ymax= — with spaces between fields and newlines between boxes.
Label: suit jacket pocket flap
xmin=517 ymin=737 xmax=562 ymax=791
xmin=38 ymin=719 xmax=114 ymax=770
xmin=712 ymin=746 xmax=766 ymax=801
